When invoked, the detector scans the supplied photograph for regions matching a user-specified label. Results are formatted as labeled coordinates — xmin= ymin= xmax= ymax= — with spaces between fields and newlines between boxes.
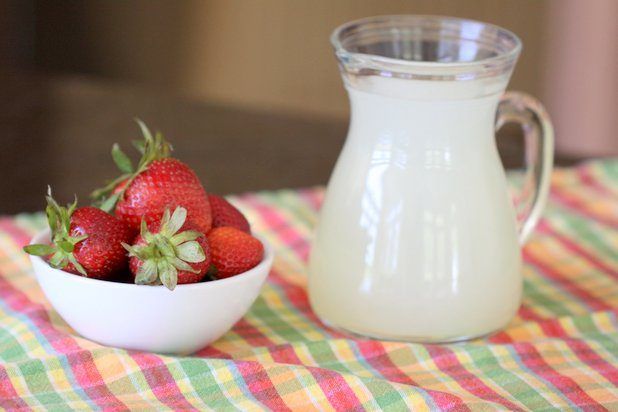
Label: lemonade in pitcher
xmin=308 ymin=16 xmax=553 ymax=342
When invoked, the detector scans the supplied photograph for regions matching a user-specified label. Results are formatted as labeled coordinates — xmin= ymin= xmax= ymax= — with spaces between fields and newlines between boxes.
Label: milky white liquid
xmin=308 ymin=75 xmax=522 ymax=342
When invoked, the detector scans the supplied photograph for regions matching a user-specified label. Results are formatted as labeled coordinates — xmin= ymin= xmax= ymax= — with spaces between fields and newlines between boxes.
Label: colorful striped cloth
xmin=1 ymin=160 xmax=617 ymax=411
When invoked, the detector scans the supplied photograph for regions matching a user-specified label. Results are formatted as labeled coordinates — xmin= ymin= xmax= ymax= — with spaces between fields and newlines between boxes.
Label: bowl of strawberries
xmin=25 ymin=121 xmax=273 ymax=354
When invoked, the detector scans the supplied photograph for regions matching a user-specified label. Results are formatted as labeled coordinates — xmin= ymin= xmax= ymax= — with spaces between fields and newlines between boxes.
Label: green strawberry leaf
xmin=176 ymin=241 xmax=205 ymax=263
xmin=90 ymin=174 xmax=129 ymax=201
xmin=136 ymin=118 xmax=154 ymax=143
xmin=140 ymin=219 xmax=148 ymax=237
xmin=161 ymin=206 xmax=186 ymax=237
xmin=57 ymin=240 xmax=74 ymax=253
xmin=45 ymin=204 xmax=58 ymax=235
xmin=159 ymin=208 xmax=171 ymax=227
xmin=154 ymin=236 xmax=175 ymax=258
xmin=99 ymin=192 xmax=121 ymax=213
xmin=169 ymin=256 xmax=198 ymax=273
xmin=131 ymin=139 xmax=146 ymax=154
xmin=68 ymin=254 xmax=87 ymax=276
xmin=158 ymin=260 xmax=178 ymax=290
xmin=154 ymin=132 xmax=172 ymax=157
xmin=71 ymin=235 xmax=88 ymax=244
xmin=67 ymin=195 xmax=78 ymax=216
xmin=48 ymin=251 xmax=66 ymax=268
xmin=170 ymin=230 xmax=201 ymax=245
xmin=111 ymin=143 xmax=134 ymax=174
xmin=135 ymin=259 xmax=158 ymax=284
xmin=23 ymin=244 xmax=56 ymax=256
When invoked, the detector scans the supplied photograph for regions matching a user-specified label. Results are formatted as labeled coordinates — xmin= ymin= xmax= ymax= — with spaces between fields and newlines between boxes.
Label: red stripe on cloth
xmin=243 ymin=195 xmax=311 ymax=261
xmin=518 ymin=304 xmax=545 ymax=322
xmin=537 ymin=221 xmax=618 ymax=280
xmin=0 ymin=365 xmax=31 ymax=411
xmin=235 ymin=360 xmax=292 ymax=411
xmin=268 ymin=269 xmax=312 ymax=312
xmin=357 ymin=341 xmax=470 ymax=411
xmin=523 ymin=249 xmax=612 ymax=312
xmin=488 ymin=304 xmax=543 ymax=343
xmin=512 ymin=342 xmax=608 ymax=411
xmin=306 ymin=366 xmax=365 ymax=411
xmin=279 ymin=229 xmax=310 ymax=261
xmin=493 ymin=312 xmax=618 ymax=386
xmin=0 ymin=218 xmax=33 ymax=246
xmin=0 ymin=277 xmax=128 ymax=411
xmin=65 ymin=351 xmax=130 ymax=412
xmin=232 ymin=318 xmax=278 ymax=348
xmin=196 ymin=318 xmax=277 ymax=358
xmin=426 ymin=346 xmax=524 ymax=411
xmin=226 ymin=334 xmax=351 ymax=408
xmin=129 ymin=353 xmax=196 ymax=410
xmin=489 ymin=316 xmax=567 ymax=344
xmin=244 ymin=194 xmax=298 ymax=229
xmin=263 ymin=338 xmax=463 ymax=411
xmin=268 ymin=343 xmax=304 ymax=365
xmin=487 ymin=331 xmax=514 ymax=344
xmin=0 ymin=283 xmax=82 ymax=352
xmin=550 ymin=189 xmax=618 ymax=230
xmin=297 ymin=188 xmax=324 ymax=212
xmin=538 ymin=320 xmax=618 ymax=386
xmin=537 ymin=317 xmax=570 ymax=339
xmin=566 ymin=339 xmax=618 ymax=387
xmin=259 ymin=339 xmax=458 ymax=410
xmin=576 ymin=166 xmax=618 ymax=199
xmin=254 ymin=339 xmax=368 ymax=410
xmin=194 ymin=346 xmax=233 ymax=359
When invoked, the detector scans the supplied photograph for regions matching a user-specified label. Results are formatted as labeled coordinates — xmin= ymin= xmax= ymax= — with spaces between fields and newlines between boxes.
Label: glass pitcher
xmin=308 ymin=15 xmax=553 ymax=343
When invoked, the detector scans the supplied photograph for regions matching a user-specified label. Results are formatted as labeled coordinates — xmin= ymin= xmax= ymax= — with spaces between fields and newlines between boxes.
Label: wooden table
xmin=1 ymin=72 xmax=568 ymax=214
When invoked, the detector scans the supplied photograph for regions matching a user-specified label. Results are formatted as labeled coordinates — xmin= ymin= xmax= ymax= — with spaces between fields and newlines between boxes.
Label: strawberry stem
xmin=91 ymin=119 xmax=172 ymax=212
xmin=123 ymin=206 xmax=205 ymax=290
xmin=23 ymin=188 xmax=89 ymax=276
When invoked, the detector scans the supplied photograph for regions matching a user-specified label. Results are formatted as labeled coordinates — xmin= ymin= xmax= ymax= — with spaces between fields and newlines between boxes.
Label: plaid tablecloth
xmin=1 ymin=160 xmax=617 ymax=411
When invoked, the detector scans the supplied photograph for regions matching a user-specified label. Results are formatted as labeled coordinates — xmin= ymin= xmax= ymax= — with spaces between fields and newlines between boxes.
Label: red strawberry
xmin=209 ymin=194 xmax=250 ymax=233
xmin=92 ymin=121 xmax=212 ymax=234
xmin=123 ymin=206 xmax=211 ymax=290
xmin=116 ymin=158 xmax=212 ymax=233
xmin=24 ymin=190 xmax=133 ymax=280
xmin=207 ymin=227 xmax=264 ymax=279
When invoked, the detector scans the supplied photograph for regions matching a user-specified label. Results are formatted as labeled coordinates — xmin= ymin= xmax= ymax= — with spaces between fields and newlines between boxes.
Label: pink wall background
xmin=544 ymin=0 xmax=618 ymax=157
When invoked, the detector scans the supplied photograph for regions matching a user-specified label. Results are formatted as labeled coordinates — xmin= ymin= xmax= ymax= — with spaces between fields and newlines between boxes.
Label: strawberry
xmin=115 ymin=158 xmax=212 ymax=233
xmin=207 ymin=227 xmax=264 ymax=279
xmin=123 ymin=206 xmax=211 ymax=290
xmin=24 ymin=189 xmax=133 ymax=280
xmin=92 ymin=120 xmax=212 ymax=234
xmin=209 ymin=194 xmax=250 ymax=233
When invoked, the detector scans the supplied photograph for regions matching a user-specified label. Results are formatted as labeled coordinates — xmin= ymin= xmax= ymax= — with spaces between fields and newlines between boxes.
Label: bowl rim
xmin=29 ymin=229 xmax=274 ymax=291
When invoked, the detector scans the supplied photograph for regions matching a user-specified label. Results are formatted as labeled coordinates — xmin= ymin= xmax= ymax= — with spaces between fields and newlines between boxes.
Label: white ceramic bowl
xmin=29 ymin=230 xmax=273 ymax=354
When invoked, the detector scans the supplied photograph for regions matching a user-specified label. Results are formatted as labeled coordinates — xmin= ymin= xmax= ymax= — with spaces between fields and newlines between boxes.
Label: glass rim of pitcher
xmin=331 ymin=15 xmax=522 ymax=81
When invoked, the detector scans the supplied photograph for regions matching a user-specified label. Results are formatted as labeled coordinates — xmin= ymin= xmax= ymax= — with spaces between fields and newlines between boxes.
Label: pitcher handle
xmin=496 ymin=92 xmax=554 ymax=245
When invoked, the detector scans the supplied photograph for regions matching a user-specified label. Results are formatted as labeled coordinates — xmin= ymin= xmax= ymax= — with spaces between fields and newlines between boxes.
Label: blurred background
xmin=1 ymin=0 xmax=617 ymax=213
